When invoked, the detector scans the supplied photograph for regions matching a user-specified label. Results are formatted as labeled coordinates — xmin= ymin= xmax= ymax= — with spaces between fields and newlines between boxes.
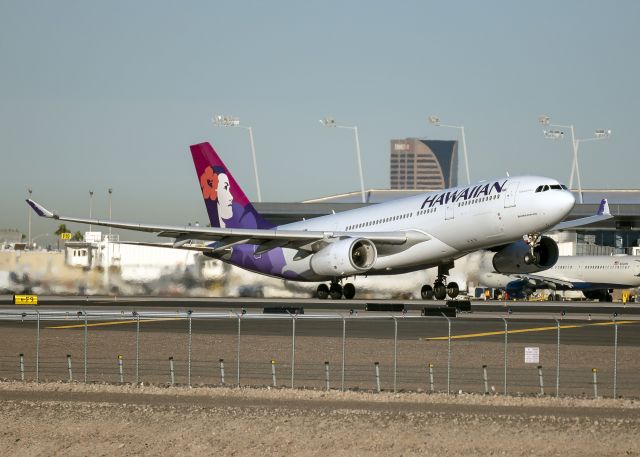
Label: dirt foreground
xmin=1 ymin=382 xmax=639 ymax=456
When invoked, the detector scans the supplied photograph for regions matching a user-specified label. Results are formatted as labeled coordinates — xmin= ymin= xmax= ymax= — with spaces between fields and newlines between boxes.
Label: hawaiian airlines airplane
xmin=477 ymin=255 xmax=640 ymax=302
xmin=27 ymin=142 xmax=607 ymax=300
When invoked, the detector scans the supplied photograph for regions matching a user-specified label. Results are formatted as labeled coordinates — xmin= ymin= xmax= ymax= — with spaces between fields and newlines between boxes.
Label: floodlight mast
xmin=320 ymin=117 xmax=366 ymax=204
xmin=212 ymin=115 xmax=262 ymax=202
xmin=428 ymin=116 xmax=471 ymax=185
xmin=539 ymin=115 xmax=611 ymax=204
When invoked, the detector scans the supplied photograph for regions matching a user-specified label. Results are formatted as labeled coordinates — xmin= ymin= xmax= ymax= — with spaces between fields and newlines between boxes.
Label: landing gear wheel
xmin=433 ymin=282 xmax=447 ymax=300
xmin=446 ymin=282 xmax=460 ymax=299
xmin=554 ymin=293 xmax=562 ymax=301
xmin=316 ymin=284 xmax=329 ymax=299
xmin=343 ymin=283 xmax=356 ymax=300
xmin=329 ymin=283 xmax=343 ymax=300
xmin=421 ymin=285 xmax=434 ymax=300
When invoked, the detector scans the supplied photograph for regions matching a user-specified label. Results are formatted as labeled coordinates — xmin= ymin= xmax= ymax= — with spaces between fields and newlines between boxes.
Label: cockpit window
xmin=550 ymin=184 xmax=562 ymax=190
xmin=560 ymin=184 xmax=568 ymax=190
xmin=535 ymin=185 xmax=543 ymax=193
xmin=543 ymin=185 xmax=550 ymax=191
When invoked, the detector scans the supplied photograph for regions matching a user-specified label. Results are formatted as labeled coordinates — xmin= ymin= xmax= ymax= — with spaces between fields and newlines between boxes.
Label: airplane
xmin=26 ymin=142 xmax=609 ymax=300
xmin=475 ymin=254 xmax=640 ymax=302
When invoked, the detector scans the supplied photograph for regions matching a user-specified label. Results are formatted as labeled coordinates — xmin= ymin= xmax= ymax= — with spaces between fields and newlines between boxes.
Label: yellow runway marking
xmin=46 ymin=317 xmax=184 ymax=329
xmin=424 ymin=320 xmax=637 ymax=341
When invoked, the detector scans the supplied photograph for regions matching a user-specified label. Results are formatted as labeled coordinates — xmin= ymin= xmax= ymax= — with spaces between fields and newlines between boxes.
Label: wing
xmin=27 ymin=199 xmax=429 ymax=254
xmin=550 ymin=198 xmax=612 ymax=231
xmin=513 ymin=273 xmax=575 ymax=289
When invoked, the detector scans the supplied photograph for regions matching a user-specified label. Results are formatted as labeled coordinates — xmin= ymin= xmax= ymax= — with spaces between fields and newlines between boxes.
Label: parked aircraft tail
xmin=190 ymin=142 xmax=273 ymax=229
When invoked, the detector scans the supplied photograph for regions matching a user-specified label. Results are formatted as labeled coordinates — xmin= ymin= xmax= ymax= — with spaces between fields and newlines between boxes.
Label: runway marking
xmin=424 ymin=320 xmax=637 ymax=341
xmin=46 ymin=318 xmax=184 ymax=329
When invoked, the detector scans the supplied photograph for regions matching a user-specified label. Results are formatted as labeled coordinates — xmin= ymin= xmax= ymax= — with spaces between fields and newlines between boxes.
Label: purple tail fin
xmin=190 ymin=142 xmax=273 ymax=229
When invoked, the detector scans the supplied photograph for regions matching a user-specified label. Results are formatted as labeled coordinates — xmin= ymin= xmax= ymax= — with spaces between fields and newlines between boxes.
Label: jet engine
xmin=492 ymin=236 xmax=559 ymax=274
xmin=310 ymin=238 xmax=377 ymax=277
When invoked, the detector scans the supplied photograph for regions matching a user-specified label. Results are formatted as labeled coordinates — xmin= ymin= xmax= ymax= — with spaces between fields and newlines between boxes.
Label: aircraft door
xmin=504 ymin=182 xmax=519 ymax=208
xmin=445 ymin=202 xmax=455 ymax=220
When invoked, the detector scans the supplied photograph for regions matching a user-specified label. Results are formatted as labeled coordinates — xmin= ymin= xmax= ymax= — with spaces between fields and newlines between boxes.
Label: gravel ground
xmin=1 ymin=381 xmax=639 ymax=456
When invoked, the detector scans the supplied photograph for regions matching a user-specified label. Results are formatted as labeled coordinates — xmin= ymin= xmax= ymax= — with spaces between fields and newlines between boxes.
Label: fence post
xmin=613 ymin=316 xmax=618 ymax=399
xmin=135 ymin=312 xmax=140 ymax=385
xmin=219 ymin=358 xmax=225 ymax=385
xmin=67 ymin=354 xmax=73 ymax=382
xmin=236 ymin=314 xmax=241 ymax=387
xmin=291 ymin=314 xmax=296 ymax=389
xmin=169 ymin=357 xmax=175 ymax=386
xmin=538 ymin=365 xmax=544 ymax=396
xmin=428 ymin=363 xmax=434 ymax=393
xmin=36 ymin=311 xmax=40 ymax=383
xmin=341 ymin=316 xmax=346 ymax=392
xmin=19 ymin=353 xmax=25 ymax=382
xmin=324 ymin=361 xmax=330 ymax=390
xmin=482 ymin=365 xmax=489 ymax=395
xmin=555 ymin=319 xmax=560 ymax=397
xmin=501 ymin=317 xmax=508 ymax=396
xmin=271 ymin=359 xmax=277 ymax=387
xmin=592 ymin=368 xmax=598 ymax=398
xmin=117 ymin=355 xmax=124 ymax=384
xmin=393 ymin=316 xmax=398 ymax=393
xmin=374 ymin=361 xmax=381 ymax=392
xmin=83 ymin=311 xmax=88 ymax=383
xmin=187 ymin=310 xmax=192 ymax=388
xmin=441 ymin=313 xmax=451 ymax=395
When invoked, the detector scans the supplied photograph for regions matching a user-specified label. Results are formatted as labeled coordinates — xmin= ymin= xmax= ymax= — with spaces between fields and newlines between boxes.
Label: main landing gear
xmin=316 ymin=281 xmax=357 ymax=300
xmin=420 ymin=263 xmax=459 ymax=300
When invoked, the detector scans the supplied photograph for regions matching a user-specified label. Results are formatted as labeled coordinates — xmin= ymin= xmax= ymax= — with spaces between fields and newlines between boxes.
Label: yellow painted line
xmin=425 ymin=320 xmax=637 ymax=341
xmin=46 ymin=317 xmax=185 ymax=329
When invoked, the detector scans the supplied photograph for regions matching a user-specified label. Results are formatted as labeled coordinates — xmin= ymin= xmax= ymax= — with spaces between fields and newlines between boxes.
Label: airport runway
xmin=0 ymin=310 xmax=637 ymax=347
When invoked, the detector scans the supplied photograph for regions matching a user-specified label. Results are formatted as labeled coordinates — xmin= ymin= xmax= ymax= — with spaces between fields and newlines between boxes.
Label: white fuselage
xmin=479 ymin=255 xmax=640 ymax=291
xmin=274 ymin=176 xmax=575 ymax=281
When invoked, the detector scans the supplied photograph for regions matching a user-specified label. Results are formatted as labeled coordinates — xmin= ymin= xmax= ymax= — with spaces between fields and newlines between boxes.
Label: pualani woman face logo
xmin=200 ymin=166 xmax=234 ymax=227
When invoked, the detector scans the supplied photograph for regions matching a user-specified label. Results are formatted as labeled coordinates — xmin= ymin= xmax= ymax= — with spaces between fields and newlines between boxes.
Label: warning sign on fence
xmin=525 ymin=347 xmax=539 ymax=364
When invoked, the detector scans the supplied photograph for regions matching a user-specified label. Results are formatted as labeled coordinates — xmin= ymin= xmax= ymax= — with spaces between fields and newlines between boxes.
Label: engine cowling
xmin=492 ymin=236 xmax=559 ymax=274
xmin=310 ymin=238 xmax=377 ymax=277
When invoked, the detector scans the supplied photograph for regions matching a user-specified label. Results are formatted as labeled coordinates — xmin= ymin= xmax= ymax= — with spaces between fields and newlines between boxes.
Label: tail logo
xmin=199 ymin=165 xmax=234 ymax=227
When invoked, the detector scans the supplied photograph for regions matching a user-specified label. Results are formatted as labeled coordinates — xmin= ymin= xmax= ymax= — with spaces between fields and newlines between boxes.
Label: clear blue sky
xmin=2 ymin=1 xmax=639 ymax=239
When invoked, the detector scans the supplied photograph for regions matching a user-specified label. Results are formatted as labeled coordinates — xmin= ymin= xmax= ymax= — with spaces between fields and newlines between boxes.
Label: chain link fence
xmin=0 ymin=310 xmax=637 ymax=398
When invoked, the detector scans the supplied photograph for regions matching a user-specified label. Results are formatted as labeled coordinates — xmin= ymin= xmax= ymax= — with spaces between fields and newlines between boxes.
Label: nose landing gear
xmin=523 ymin=233 xmax=541 ymax=265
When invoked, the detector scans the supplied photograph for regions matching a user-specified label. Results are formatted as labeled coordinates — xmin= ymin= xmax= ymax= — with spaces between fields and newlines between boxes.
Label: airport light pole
xmin=27 ymin=187 xmax=33 ymax=248
xmin=428 ymin=116 xmax=471 ymax=186
xmin=539 ymin=116 xmax=612 ymax=204
xmin=320 ymin=117 xmax=366 ymax=203
xmin=212 ymin=115 xmax=262 ymax=202
xmin=89 ymin=190 xmax=94 ymax=232
xmin=108 ymin=188 xmax=113 ymax=236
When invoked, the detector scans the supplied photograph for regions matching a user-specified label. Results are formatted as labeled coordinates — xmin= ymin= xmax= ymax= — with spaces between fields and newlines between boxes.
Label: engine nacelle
xmin=310 ymin=238 xmax=377 ymax=277
xmin=492 ymin=236 xmax=559 ymax=274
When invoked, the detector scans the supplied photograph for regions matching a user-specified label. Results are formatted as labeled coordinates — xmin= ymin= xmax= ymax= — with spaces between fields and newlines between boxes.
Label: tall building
xmin=390 ymin=138 xmax=458 ymax=190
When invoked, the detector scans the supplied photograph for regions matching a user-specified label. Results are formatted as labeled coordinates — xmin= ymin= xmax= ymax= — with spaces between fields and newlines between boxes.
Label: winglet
xmin=26 ymin=199 xmax=56 ymax=219
xmin=597 ymin=198 xmax=610 ymax=216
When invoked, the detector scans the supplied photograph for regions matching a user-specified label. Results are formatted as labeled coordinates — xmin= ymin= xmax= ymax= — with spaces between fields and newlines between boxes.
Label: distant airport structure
xmin=390 ymin=138 xmax=458 ymax=190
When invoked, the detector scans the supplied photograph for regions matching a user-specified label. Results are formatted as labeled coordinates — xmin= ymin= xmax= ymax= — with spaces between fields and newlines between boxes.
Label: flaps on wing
xmin=513 ymin=273 xmax=574 ymax=288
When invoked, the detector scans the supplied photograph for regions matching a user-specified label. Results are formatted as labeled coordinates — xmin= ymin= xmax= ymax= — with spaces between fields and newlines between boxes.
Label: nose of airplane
xmin=558 ymin=190 xmax=576 ymax=214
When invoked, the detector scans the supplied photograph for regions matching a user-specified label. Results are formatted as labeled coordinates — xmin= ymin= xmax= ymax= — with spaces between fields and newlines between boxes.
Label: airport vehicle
xmin=477 ymin=255 xmax=640 ymax=301
xmin=27 ymin=142 xmax=605 ymax=300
